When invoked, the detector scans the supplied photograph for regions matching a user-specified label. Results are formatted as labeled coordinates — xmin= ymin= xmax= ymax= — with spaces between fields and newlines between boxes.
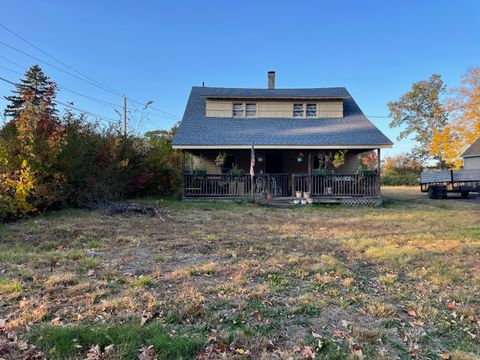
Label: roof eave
xmin=172 ymin=144 xmax=393 ymax=150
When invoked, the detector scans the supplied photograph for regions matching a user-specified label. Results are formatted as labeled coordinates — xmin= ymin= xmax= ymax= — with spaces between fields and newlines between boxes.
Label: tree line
xmin=387 ymin=67 xmax=480 ymax=170
xmin=0 ymin=65 xmax=181 ymax=221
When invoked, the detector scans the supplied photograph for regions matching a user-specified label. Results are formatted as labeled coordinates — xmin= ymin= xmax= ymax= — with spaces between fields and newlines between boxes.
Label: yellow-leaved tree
xmin=431 ymin=67 xmax=480 ymax=168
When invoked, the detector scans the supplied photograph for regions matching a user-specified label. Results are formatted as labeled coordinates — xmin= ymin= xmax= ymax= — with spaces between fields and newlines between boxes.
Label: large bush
xmin=0 ymin=107 xmax=181 ymax=221
xmin=381 ymin=153 xmax=422 ymax=186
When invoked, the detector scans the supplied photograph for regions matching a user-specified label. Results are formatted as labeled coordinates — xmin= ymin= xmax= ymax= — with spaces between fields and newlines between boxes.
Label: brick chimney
xmin=268 ymin=71 xmax=276 ymax=89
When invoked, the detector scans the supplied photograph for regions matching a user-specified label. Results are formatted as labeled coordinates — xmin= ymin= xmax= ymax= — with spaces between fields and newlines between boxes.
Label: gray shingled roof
xmin=462 ymin=138 xmax=480 ymax=157
xmin=172 ymin=86 xmax=393 ymax=147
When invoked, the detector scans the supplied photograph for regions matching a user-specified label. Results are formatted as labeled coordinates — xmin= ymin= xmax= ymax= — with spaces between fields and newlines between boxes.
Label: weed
xmin=132 ymin=275 xmax=154 ymax=288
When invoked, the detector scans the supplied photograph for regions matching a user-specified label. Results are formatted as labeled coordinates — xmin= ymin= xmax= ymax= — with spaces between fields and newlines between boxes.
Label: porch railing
xmin=183 ymin=173 xmax=289 ymax=198
xmin=292 ymin=173 xmax=380 ymax=197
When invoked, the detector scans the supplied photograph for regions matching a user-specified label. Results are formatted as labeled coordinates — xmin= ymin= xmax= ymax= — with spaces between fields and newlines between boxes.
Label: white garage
xmin=462 ymin=138 xmax=480 ymax=170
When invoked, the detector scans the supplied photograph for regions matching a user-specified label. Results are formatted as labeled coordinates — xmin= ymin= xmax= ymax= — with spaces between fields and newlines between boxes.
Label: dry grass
xmin=0 ymin=187 xmax=479 ymax=359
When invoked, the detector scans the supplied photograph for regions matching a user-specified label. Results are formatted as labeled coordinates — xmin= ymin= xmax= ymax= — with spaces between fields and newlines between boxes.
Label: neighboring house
xmin=172 ymin=72 xmax=393 ymax=201
xmin=462 ymin=138 xmax=480 ymax=169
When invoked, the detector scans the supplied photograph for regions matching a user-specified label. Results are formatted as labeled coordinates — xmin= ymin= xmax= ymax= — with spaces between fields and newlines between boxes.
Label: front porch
xmin=181 ymin=148 xmax=381 ymax=200
xmin=182 ymin=172 xmax=380 ymax=199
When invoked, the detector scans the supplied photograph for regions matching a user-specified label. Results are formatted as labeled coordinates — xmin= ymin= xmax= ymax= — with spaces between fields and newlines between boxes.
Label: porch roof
xmin=172 ymin=86 xmax=393 ymax=149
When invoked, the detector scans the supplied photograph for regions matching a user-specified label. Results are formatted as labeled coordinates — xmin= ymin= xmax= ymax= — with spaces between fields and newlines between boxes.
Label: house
xmin=462 ymin=138 xmax=480 ymax=169
xmin=172 ymin=72 xmax=393 ymax=202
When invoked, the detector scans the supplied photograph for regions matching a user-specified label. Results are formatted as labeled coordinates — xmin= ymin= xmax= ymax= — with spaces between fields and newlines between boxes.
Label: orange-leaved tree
xmin=431 ymin=67 xmax=480 ymax=168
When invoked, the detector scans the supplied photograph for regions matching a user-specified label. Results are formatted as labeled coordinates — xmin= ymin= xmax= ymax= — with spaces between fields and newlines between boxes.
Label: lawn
xmin=0 ymin=187 xmax=479 ymax=359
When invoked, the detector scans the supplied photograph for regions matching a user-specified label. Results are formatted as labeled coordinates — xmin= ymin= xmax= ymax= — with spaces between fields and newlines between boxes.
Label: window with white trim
xmin=293 ymin=103 xmax=304 ymax=118
xmin=245 ymin=103 xmax=257 ymax=117
xmin=233 ymin=103 xmax=244 ymax=117
xmin=306 ymin=103 xmax=317 ymax=117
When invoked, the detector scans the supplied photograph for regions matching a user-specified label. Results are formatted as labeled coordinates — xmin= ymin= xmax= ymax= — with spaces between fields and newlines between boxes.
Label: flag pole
xmin=250 ymin=140 xmax=255 ymax=197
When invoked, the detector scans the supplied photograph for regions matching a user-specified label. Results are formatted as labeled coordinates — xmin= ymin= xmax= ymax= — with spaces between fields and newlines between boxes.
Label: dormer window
xmin=306 ymin=103 xmax=317 ymax=117
xmin=245 ymin=103 xmax=257 ymax=117
xmin=233 ymin=102 xmax=257 ymax=118
xmin=293 ymin=103 xmax=304 ymax=118
xmin=233 ymin=103 xmax=244 ymax=117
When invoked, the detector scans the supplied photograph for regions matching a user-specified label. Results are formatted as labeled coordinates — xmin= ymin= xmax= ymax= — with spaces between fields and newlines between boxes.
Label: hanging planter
xmin=297 ymin=152 xmax=304 ymax=162
xmin=214 ymin=152 xmax=227 ymax=166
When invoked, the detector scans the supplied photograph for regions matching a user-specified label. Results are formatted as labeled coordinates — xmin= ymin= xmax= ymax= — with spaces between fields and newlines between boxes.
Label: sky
xmin=0 ymin=0 xmax=479 ymax=157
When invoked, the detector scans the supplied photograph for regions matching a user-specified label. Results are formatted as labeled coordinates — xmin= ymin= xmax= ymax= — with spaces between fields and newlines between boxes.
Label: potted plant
xmin=266 ymin=192 xmax=273 ymax=201
xmin=304 ymin=191 xmax=311 ymax=199
xmin=230 ymin=164 xmax=245 ymax=177
xmin=295 ymin=191 xmax=302 ymax=199
xmin=215 ymin=152 xmax=227 ymax=167
xmin=193 ymin=169 xmax=206 ymax=176
xmin=313 ymin=168 xmax=328 ymax=176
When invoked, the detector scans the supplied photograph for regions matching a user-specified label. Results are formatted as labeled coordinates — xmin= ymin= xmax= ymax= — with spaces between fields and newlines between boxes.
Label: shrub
xmin=381 ymin=174 xmax=420 ymax=186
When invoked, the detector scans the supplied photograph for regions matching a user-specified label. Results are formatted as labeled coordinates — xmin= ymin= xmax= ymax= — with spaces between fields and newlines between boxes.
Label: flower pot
xmin=293 ymin=199 xmax=300 ymax=205
xmin=301 ymin=199 xmax=307 ymax=205
xmin=295 ymin=191 xmax=302 ymax=199
xmin=306 ymin=197 xmax=314 ymax=204
xmin=304 ymin=192 xmax=311 ymax=199
xmin=266 ymin=193 xmax=273 ymax=201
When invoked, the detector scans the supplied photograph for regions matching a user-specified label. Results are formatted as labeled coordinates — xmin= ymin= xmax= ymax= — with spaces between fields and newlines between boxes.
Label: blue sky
xmin=0 ymin=0 xmax=479 ymax=157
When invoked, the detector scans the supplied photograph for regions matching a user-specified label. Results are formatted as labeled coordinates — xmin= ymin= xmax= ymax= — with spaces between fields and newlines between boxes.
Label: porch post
xmin=181 ymin=150 xmax=186 ymax=198
xmin=307 ymin=152 xmax=312 ymax=193
xmin=377 ymin=148 xmax=381 ymax=196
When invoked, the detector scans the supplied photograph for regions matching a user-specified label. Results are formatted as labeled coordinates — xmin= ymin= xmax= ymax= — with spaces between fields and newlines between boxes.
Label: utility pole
xmin=123 ymin=95 xmax=127 ymax=137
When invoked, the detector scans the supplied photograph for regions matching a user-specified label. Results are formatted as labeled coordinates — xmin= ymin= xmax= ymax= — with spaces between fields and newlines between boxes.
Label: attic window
xmin=293 ymin=104 xmax=304 ymax=118
xmin=233 ymin=103 xmax=244 ymax=117
xmin=306 ymin=104 xmax=317 ymax=117
xmin=245 ymin=103 xmax=256 ymax=117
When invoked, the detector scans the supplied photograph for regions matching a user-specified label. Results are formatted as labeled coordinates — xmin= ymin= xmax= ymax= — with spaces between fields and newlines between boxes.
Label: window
xmin=293 ymin=103 xmax=304 ymax=118
xmin=245 ymin=103 xmax=256 ymax=117
xmin=233 ymin=103 xmax=244 ymax=117
xmin=306 ymin=103 xmax=317 ymax=117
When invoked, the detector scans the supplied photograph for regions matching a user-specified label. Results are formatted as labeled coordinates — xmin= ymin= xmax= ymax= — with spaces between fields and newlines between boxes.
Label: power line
xmin=0 ymin=40 xmax=124 ymax=97
xmin=0 ymin=24 xmax=181 ymax=119
xmin=0 ymin=22 xmax=124 ymax=97
xmin=0 ymin=75 xmax=120 ymax=124
xmin=0 ymin=62 xmax=123 ymax=110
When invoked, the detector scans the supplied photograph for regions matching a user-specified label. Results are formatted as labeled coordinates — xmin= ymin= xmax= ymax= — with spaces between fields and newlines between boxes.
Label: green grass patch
xmin=29 ymin=321 xmax=204 ymax=359
xmin=204 ymin=234 xmax=220 ymax=242
xmin=132 ymin=275 xmax=154 ymax=288
xmin=264 ymin=273 xmax=290 ymax=290
xmin=0 ymin=278 xmax=22 ymax=294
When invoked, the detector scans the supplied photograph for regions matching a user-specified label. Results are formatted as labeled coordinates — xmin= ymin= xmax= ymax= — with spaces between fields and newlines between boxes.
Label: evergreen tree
xmin=4 ymin=64 xmax=58 ymax=119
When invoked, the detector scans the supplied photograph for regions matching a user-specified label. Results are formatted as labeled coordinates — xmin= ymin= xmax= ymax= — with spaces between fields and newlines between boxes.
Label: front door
xmin=264 ymin=153 xmax=288 ymax=197
xmin=265 ymin=152 xmax=283 ymax=173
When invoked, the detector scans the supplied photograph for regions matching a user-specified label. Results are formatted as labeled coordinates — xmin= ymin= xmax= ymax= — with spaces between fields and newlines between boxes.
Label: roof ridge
xmin=192 ymin=86 xmax=348 ymax=90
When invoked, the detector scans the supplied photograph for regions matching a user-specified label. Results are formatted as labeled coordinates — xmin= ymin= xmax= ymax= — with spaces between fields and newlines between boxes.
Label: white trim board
xmin=172 ymin=144 xmax=393 ymax=150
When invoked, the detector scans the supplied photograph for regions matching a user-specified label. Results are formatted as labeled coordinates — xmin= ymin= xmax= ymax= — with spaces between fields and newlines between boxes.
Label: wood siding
xmin=464 ymin=156 xmax=480 ymax=170
xmin=205 ymin=99 xmax=343 ymax=118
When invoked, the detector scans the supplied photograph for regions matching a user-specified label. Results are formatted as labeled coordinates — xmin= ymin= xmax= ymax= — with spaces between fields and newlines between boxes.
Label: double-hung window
xmin=306 ymin=104 xmax=317 ymax=117
xmin=233 ymin=103 xmax=256 ymax=117
xmin=233 ymin=103 xmax=244 ymax=117
xmin=293 ymin=103 xmax=304 ymax=118
xmin=245 ymin=103 xmax=257 ymax=117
